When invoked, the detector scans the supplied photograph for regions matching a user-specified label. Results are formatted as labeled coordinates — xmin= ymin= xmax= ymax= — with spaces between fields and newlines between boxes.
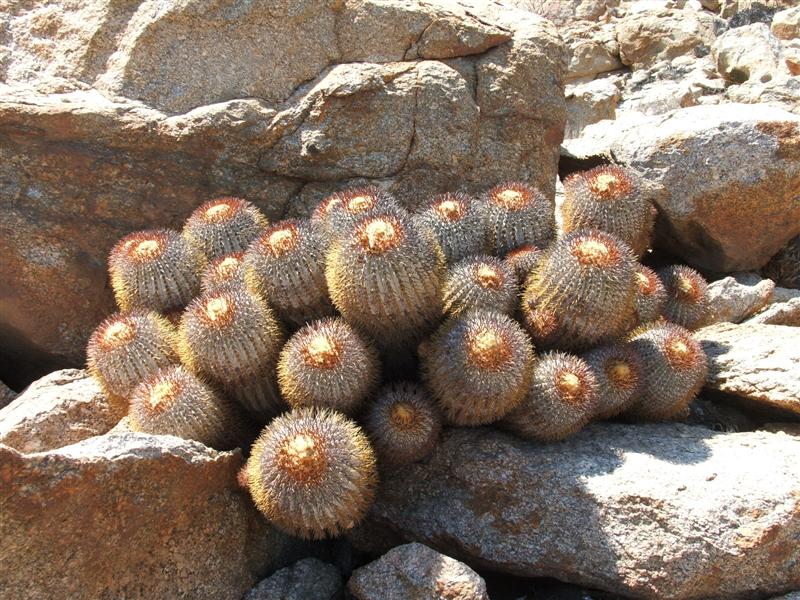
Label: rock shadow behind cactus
xmin=415 ymin=192 xmax=487 ymax=264
xmin=480 ymin=182 xmax=555 ymax=256
xmin=443 ymin=255 xmax=518 ymax=318
xmin=109 ymin=229 xmax=205 ymax=313
xmin=183 ymin=197 xmax=267 ymax=261
xmin=244 ymin=407 xmax=378 ymax=539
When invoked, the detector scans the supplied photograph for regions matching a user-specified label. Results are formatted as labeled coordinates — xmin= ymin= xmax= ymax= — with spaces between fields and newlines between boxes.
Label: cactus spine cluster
xmin=183 ymin=197 xmax=267 ymax=260
xmin=582 ymin=343 xmax=642 ymax=420
xmin=243 ymin=407 xmax=378 ymax=539
xmin=200 ymin=253 xmax=246 ymax=294
xmin=319 ymin=186 xmax=406 ymax=239
xmin=442 ymin=255 xmax=518 ymax=318
xmin=277 ymin=318 xmax=380 ymax=414
xmin=504 ymin=244 xmax=543 ymax=286
xmin=658 ymin=265 xmax=711 ymax=330
xmin=632 ymin=265 xmax=667 ymax=326
xmin=480 ymin=182 xmax=555 ymax=256
xmin=415 ymin=192 xmax=487 ymax=264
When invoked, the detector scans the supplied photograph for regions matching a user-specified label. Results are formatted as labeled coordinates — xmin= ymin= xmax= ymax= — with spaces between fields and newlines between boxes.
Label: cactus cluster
xmin=87 ymin=173 xmax=710 ymax=539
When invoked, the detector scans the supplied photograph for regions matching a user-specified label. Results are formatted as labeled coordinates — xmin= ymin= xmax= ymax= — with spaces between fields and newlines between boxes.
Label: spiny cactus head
xmin=567 ymin=230 xmax=623 ymax=267
xmin=486 ymin=182 xmax=542 ymax=212
xmin=658 ymin=265 xmax=711 ymax=330
xmin=356 ymin=214 xmax=405 ymax=254
xmin=323 ymin=186 xmax=405 ymax=238
xmin=481 ymin=182 xmax=555 ymax=255
xmin=87 ymin=310 xmax=178 ymax=400
xmin=432 ymin=193 xmax=469 ymax=222
xmin=568 ymin=165 xmax=634 ymax=202
xmin=582 ymin=343 xmax=643 ymax=420
xmin=183 ymin=197 xmax=267 ymax=261
xmin=520 ymin=296 xmax=562 ymax=349
xmin=415 ymin=192 xmax=487 ymax=264
xmin=244 ymin=407 xmax=378 ymax=539
xmin=200 ymin=252 xmax=246 ymax=294
xmin=443 ymin=255 xmax=517 ymax=317
xmin=633 ymin=265 xmax=667 ymax=323
xmin=277 ymin=318 xmax=380 ymax=414
xmin=504 ymin=244 xmax=543 ymax=285
xmin=365 ymin=382 xmax=442 ymax=467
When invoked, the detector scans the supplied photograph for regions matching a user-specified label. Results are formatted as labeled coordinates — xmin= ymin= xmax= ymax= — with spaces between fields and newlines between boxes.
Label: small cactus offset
xmin=128 ymin=365 xmax=245 ymax=450
xmin=326 ymin=212 xmax=445 ymax=351
xmin=422 ymin=309 xmax=534 ymax=426
xmin=632 ymin=265 xmax=667 ymax=326
xmin=442 ymin=255 xmax=518 ymax=318
xmin=277 ymin=318 xmax=380 ymax=415
xmin=109 ymin=229 xmax=205 ymax=313
xmin=243 ymin=407 xmax=378 ymax=539
xmin=200 ymin=253 xmax=246 ymax=294
xmin=658 ymin=265 xmax=711 ymax=330
xmin=521 ymin=230 xmax=637 ymax=350
xmin=562 ymin=165 xmax=654 ymax=256
xmin=625 ymin=322 xmax=708 ymax=420
xmin=502 ymin=351 xmax=598 ymax=442
xmin=87 ymin=310 xmax=179 ymax=402
xmin=320 ymin=186 xmax=406 ymax=240
xmin=183 ymin=197 xmax=267 ymax=261
xmin=414 ymin=192 xmax=487 ymax=264
xmin=244 ymin=219 xmax=336 ymax=328
xmin=504 ymin=244 xmax=543 ymax=286
xmin=480 ymin=182 xmax=555 ymax=256
xmin=582 ymin=343 xmax=643 ymax=420
xmin=365 ymin=382 xmax=442 ymax=467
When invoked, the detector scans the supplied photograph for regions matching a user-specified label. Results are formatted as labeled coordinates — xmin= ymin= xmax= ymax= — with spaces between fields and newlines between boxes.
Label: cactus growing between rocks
xmin=109 ymin=229 xmax=205 ymax=313
xmin=504 ymin=244 xmax=543 ymax=286
xmin=244 ymin=407 xmax=378 ymax=539
xmin=277 ymin=318 xmax=380 ymax=414
xmin=422 ymin=309 xmax=534 ymax=426
xmin=503 ymin=351 xmax=598 ymax=441
xmin=562 ymin=165 xmax=654 ymax=256
xmin=415 ymin=192 xmax=487 ymax=264
xmin=128 ymin=365 xmax=244 ymax=449
xmin=658 ymin=265 xmax=711 ymax=330
xmin=442 ymin=255 xmax=518 ymax=318
xmin=480 ymin=182 xmax=555 ymax=256
xmin=183 ymin=197 xmax=267 ymax=261
xmin=582 ymin=343 xmax=642 ymax=420
xmin=244 ymin=219 xmax=336 ymax=328
xmin=200 ymin=253 xmax=246 ymax=294
xmin=626 ymin=322 xmax=708 ymax=420
xmin=521 ymin=230 xmax=637 ymax=350
xmin=87 ymin=310 xmax=179 ymax=401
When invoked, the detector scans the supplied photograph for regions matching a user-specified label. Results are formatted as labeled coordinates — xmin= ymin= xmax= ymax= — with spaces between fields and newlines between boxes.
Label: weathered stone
xmin=0 ymin=379 xmax=15 ymax=410
xmin=565 ymin=77 xmax=620 ymax=139
xmin=0 ymin=0 xmax=566 ymax=388
xmin=0 ymin=432 xmax=301 ymax=600
xmin=724 ymin=72 xmax=800 ymax=114
xmin=350 ymin=424 xmax=800 ymax=599
xmin=348 ymin=543 xmax=489 ymax=600
xmin=507 ymin=0 xmax=619 ymax=25
xmin=244 ymin=558 xmax=343 ymax=600
xmin=0 ymin=369 xmax=123 ymax=453
xmin=616 ymin=9 xmax=722 ymax=70
xmin=698 ymin=322 xmax=800 ymax=414
xmin=564 ymin=103 xmax=800 ymax=272
xmin=562 ymin=21 xmax=623 ymax=81
xmin=713 ymin=23 xmax=783 ymax=84
xmin=746 ymin=290 xmax=800 ymax=326
xmin=763 ymin=234 xmax=800 ymax=289
xmin=706 ymin=273 xmax=775 ymax=324
xmin=772 ymin=7 xmax=800 ymax=40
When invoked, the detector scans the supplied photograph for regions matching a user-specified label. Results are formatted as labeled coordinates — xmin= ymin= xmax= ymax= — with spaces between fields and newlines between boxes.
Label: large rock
xmin=698 ymin=322 xmax=800 ymax=415
xmin=244 ymin=558 xmax=343 ymax=600
xmin=0 ymin=369 xmax=123 ymax=453
xmin=0 ymin=0 xmax=566 ymax=388
xmin=561 ymin=21 xmax=623 ymax=81
xmin=712 ymin=23 xmax=784 ymax=84
xmin=564 ymin=103 xmax=800 ymax=272
xmin=706 ymin=273 xmax=775 ymax=324
xmin=564 ymin=78 xmax=620 ymax=139
xmin=772 ymin=6 xmax=800 ymax=41
xmin=746 ymin=287 xmax=800 ymax=326
xmin=0 ymin=432 xmax=302 ymax=600
xmin=350 ymin=424 xmax=800 ymax=599
xmin=348 ymin=543 xmax=489 ymax=600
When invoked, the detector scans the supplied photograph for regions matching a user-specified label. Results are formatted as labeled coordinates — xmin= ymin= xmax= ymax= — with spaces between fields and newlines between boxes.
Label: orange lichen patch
xmin=264 ymin=223 xmax=299 ymax=257
xmin=467 ymin=327 xmax=511 ymax=370
xmin=571 ymin=236 xmax=620 ymax=267
xmin=664 ymin=332 xmax=700 ymax=370
xmin=276 ymin=432 xmax=327 ymax=483
xmin=301 ymin=334 xmax=342 ymax=369
xmin=389 ymin=402 xmax=418 ymax=430
xmin=636 ymin=268 xmax=658 ymax=295
xmin=147 ymin=379 xmax=179 ymax=412
xmin=756 ymin=121 xmax=800 ymax=160
xmin=435 ymin=199 xmax=464 ymax=222
xmin=474 ymin=264 xmax=503 ymax=289
xmin=606 ymin=359 xmax=639 ymax=390
xmin=586 ymin=166 xmax=633 ymax=201
xmin=357 ymin=217 xmax=403 ymax=253
xmin=99 ymin=318 xmax=136 ymax=349
xmin=555 ymin=369 xmax=588 ymax=404
xmin=201 ymin=295 xmax=235 ymax=327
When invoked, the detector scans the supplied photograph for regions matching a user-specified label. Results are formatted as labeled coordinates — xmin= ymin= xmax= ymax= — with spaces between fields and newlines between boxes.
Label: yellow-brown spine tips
xmin=582 ymin=343 xmax=643 ymax=420
xmin=244 ymin=407 xmax=378 ymax=539
xmin=183 ymin=197 xmax=267 ymax=261
xmin=658 ymin=265 xmax=711 ymax=330
xmin=321 ymin=186 xmax=406 ymax=239
xmin=421 ymin=310 xmax=534 ymax=426
xmin=200 ymin=252 xmax=246 ymax=294
xmin=109 ymin=229 xmax=205 ymax=313
xmin=415 ymin=192 xmax=487 ymax=264
xmin=86 ymin=311 xmax=178 ymax=401
xmin=480 ymin=182 xmax=555 ymax=255
xmin=502 ymin=351 xmax=598 ymax=442
xmin=504 ymin=244 xmax=543 ymax=286
xmin=128 ymin=365 xmax=245 ymax=450
xmin=277 ymin=318 xmax=380 ymax=414
xmin=443 ymin=255 xmax=518 ymax=318
xmin=625 ymin=322 xmax=707 ymax=421
xmin=365 ymin=382 xmax=441 ymax=467
xmin=633 ymin=265 xmax=667 ymax=326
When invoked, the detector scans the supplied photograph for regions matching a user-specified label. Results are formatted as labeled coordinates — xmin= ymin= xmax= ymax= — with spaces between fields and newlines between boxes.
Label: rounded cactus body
xmin=320 ymin=186 xmax=406 ymax=240
xmin=128 ymin=365 xmax=244 ymax=449
xmin=504 ymin=244 xmax=543 ymax=286
xmin=633 ymin=265 xmax=667 ymax=326
xmin=582 ymin=343 xmax=642 ymax=420
xmin=442 ymin=255 xmax=518 ymax=318
xmin=480 ymin=182 xmax=555 ymax=256
xmin=626 ymin=323 xmax=707 ymax=420
xmin=562 ymin=165 xmax=654 ymax=256
xmin=87 ymin=310 xmax=179 ymax=401
xmin=277 ymin=318 xmax=380 ymax=414
xmin=365 ymin=382 xmax=441 ymax=467
xmin=244 ymin=219 xmax=336 ymax=328
xmin=200 ymin=252 xmax=246 ymax=294
xmin=521 ymin=230 xmax=637 ymax=351
xmin=503 ymin=351 xmax=598 ymax=442
xmin=244 ymin=407 xmax=378 ymax=539
xmin=326 ymin=213 xmax=445 ymax=351
xmin=109 ymin=229 xmax=205 ymax=313
xmin=422 ymin=309 xmax=534 ymax=426
xmin=414 ymin=192 xmax=487 ymax=264
xmin=658 ymin=265 xmax=711 ymax=330
xmin=183 ymin=197 xmax=267 ymax=261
